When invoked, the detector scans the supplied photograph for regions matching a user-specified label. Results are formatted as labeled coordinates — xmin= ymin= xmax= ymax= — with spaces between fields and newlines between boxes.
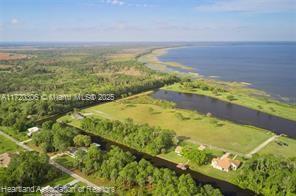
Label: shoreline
xmin=138 ymin=46 xmax=296 ymax=121
xmin=137 ymin=46 xmax=195 ymax=72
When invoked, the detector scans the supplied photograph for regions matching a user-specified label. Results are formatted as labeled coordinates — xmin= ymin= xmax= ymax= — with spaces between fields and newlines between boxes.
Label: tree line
xmin=81 ymin=118 xmax=176 ymax=155
xmin=0 ymin=151 xmax=61 ymax=187
xmin=32 ymin=121 xmax=78 ymax=152
xmin=235 ymin=154 xmax=296 ymax=196
xmin=74 ymin=144 xmax=222 ymax=195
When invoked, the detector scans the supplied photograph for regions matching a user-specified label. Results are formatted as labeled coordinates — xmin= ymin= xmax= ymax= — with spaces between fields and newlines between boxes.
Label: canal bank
xmin=62 ymin=123 xmax=254 ymax=196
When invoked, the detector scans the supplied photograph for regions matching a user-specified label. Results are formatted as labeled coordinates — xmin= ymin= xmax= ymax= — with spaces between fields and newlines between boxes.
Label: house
xmin=67 ymin=147 xmax=88 ymax=158
xmin=0 ymin=153 xmax=14 ymax=167
xmin=211 ymin=153 xmax=241 ymax=172
xmin=40 ymin=186 xmax=62 ymax=196
xmin=198 ymin=144 xmax=206 ymax=151
xmin=73 ymin=112 xmax=85 ymax=120
xmin=27 ymin=127 xmax=40 ymax=137
xmin=175 ymin=146 xmax=183 ymax=156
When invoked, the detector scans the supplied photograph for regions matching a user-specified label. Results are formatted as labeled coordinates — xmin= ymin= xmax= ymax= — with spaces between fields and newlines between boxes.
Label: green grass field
xmin=0 ymin=134 xmax=21 ymax=154
xmin=46 ymin=173 xmax=75 ymax=187
xmin=163 ymin=83 xmax=296 ymax=121
xmin=60 ymin=98 xmax=274 ymax=155
xmin=54 ymin=155 xmax=75 ymax=169
xmin=258 ymin=137 xmax=296 ymax=158
xmin=0 ymin=126 xmax=29 ymax=141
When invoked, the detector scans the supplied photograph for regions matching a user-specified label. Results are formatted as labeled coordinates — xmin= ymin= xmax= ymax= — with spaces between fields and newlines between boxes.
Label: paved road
xmin=49 ymin=160 xmax=109 ymax=192
xmin=21 ymin=138 xmax=32 ymax=144
xmin=247 ymin=135 xmax=280 ymax=157
xmin=0 ymin=130 xmax=109 ymax=192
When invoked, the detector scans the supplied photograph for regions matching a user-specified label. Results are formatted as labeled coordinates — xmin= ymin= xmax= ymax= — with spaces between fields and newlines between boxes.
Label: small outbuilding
xmin=198 ymin=144 xmax=206 ymax=151
xmin=175 ymin=146 xmax=183 ymax=156
xmin=92 ymin=143 xmax=101 ymax=148
xmin=27 ymin=127 xmax=40 ymax=137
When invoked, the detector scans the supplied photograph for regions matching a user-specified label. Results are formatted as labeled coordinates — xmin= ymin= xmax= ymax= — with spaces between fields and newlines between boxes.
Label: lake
xmin=152 ymin=89 xmax=296 ymax=138
xmin=159 ymin=42 xmax=296 ymax=103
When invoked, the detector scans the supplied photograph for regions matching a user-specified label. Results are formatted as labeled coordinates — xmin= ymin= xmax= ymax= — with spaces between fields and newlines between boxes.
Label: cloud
xmin=195 ymin=0 xmax=296 ymax=12
xmin=11 ymin=18 xmax=19 ymax=25
xmin=54 ymin=21 xmax=145 ymax=32
xmin=100 ymin=0 xmax=125 ymax=6
xmin=100 ymin=0 xmax=153 ymax=7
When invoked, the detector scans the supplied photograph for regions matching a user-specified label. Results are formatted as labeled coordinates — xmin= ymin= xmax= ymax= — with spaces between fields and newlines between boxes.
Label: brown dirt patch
xmin=0 ymin=52 xmax=28 ymax=60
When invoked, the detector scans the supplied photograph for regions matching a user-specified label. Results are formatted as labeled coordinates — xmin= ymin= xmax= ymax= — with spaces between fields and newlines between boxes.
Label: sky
xmin=0 ymin=0 xmax=295 ymax=42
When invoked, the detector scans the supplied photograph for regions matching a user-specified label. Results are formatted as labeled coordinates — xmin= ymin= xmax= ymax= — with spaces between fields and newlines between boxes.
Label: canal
xmin=68 ymin=125 xmax=254 ymax=196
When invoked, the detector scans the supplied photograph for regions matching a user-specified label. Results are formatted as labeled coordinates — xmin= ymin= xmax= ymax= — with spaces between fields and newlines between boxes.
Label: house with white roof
xmin=27 ymin=127 xmax=40 ymax=137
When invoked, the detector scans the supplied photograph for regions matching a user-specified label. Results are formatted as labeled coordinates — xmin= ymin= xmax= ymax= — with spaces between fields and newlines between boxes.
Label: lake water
xmin=159 ymin=42 xmax=296 ymax=103
xmin=152 ymin=90 xmax=296 ymax=138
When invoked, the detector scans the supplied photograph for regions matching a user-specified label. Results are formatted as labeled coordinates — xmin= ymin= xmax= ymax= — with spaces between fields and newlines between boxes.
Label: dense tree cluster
xmin=32 ymin=122 xmax=78 ymax=152
xmin=0 ymin=48 xmax=178 ymax=135
xmin=0 ymin=151 xmax=61 ymax=187
xmin=180 ymin=79 xmax=227 ymax=95
xmin=73 ymin=134 xmax=92 ymax=147
xmin=74 ymin=145 xmax=222 ymax=195
xmin=0 ymin=47 xmax=178 ymax=94
xmin=235 ymin=155 xmax=296 ymax=196
xmin=81 ymin=118 xmax=176 ymax=155
xmin=182 ymin=146 xmax=211 ymax=166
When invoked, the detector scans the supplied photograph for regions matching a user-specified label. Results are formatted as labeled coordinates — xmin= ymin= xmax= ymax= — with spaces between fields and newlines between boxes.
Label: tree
xmin=0 ymin=151 xmax=60 ymax=186
xmin=32 ymin=123 xmax=78 ymax=152
xmin=119 ymin=162 xmax=138 ymax=188
xmin=235 ymin=155 xmax=296 ymax=195
xmin=178 ymin=174 xmax=198 ymax=195
xmin=182 ymin=146 xmax=210 ymax=166
xmin=200 ymin=184 xmax=223 ymax=196
xmin=73 ymin=135 xmax=91 ymax=147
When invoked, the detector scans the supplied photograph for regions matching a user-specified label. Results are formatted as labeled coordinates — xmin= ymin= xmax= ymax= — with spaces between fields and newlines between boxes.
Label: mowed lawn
xmin=259 ymin=137 xmax=296 ymax=158
xmin=0 ymin=135 xmax=21 ymax=154
xmin=79 ymin=101 xmax=272 ymax=154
